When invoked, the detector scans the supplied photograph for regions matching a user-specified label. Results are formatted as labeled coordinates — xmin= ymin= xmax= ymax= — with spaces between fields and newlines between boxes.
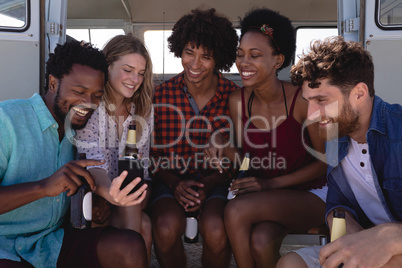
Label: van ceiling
xmin=67 ymin=0 xmax=337 ymax=23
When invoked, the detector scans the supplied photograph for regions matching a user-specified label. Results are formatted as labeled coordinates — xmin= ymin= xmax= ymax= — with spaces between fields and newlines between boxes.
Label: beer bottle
xmin=119 ymin=121 xmax=143 ymax=193
xmin=227 ymin=152 xmax=250 ymax=200
xmin=184 ymin=186 xmax=199 ymax=243
xmin=330 ymin=209 xmax=346 ymax=242
xmin=124 ymin=122 xmax=138 ymax=159
xmin=184 ymin=210 xmax=199 ymax=243
xmin=70 ymin=153 xmax=92 ymax=229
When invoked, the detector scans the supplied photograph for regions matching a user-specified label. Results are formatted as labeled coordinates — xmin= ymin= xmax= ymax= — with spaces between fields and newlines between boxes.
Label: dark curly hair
xmin=44 ymin=40 xmax=108 ymax=93
xmin=168 ymin=8 xmax=238 ymax=72
xmin=291 ymin=36 xmax=375 ymax=97
xmin=240 ymin=8 xmax=296 ymax=71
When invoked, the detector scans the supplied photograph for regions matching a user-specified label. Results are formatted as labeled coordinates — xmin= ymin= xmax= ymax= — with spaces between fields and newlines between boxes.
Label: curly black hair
xmin=168 ymin=8 xmax=238 ymax=72
xmin=240 ymin=8 xmax=296 ymax=71
xmin=44 ymin=40 xmax=108 ymax=93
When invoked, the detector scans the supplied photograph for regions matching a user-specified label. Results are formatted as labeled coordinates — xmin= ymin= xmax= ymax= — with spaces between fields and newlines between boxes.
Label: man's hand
xmin=204 ymin=132 xmax=226 ymax=173
xmin=320 ymin=223 xmax=402 ymax=268
xmin=92 ymin=193 xmax=112 ymax=225
xmin=40 ymin=159 xmax=105 ymax=197
xmin=173 ymin=180 xmax=204 ymax=211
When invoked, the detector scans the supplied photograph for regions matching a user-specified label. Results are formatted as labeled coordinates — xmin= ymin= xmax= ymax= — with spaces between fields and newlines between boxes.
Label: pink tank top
xmin=241 ymin=87 xmax=326 ymax=190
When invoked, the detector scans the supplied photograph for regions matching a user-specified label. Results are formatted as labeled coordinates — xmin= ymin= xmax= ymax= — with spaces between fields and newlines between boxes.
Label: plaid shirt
xmin=151 ymin=72 xmax=239 ymax=176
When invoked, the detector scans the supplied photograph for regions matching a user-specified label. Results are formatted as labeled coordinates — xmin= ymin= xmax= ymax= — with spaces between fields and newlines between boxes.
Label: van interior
xmin=1 ymin=0 xmax=401 ymax=104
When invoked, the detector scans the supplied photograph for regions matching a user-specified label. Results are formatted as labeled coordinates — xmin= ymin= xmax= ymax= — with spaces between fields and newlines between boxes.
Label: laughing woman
xmin=75 ymin=35 xmax=154 ymax=263
xmin=205 ymin=8 xmax=328 ymax=268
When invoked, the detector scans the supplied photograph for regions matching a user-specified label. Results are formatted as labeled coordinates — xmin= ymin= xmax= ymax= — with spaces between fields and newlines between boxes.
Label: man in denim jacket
xmin=277 ymin=36 xmax=402 ymax=268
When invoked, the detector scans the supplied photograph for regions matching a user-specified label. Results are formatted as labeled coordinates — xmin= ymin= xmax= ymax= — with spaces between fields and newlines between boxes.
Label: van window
xmin=66 ymin=29 xmax=125 ymax=49
xmin=144 ymin=30 xmax=181 ymax=74
xmin=0 ymin=0 xmax=27 ymax=30
xmin=377 ymin=0 xmax=402 ymax=28
xmin=146 ymin=28 xmax=340 ymax=75
xmin=295 ymin=27 xmax=338 ymax=64
xmin=144 ymin=29 xmax=241 ymax=74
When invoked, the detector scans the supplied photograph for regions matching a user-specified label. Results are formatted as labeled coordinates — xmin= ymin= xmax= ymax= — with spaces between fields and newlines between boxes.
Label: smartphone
xmin=118 ymin=157 xmax=144 ymax=194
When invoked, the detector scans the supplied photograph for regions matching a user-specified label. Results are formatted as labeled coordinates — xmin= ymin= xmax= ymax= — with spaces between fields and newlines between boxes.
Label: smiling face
xmin=49 ymin=64 xmax=105 ymax=130
xmin=302 ymin=78 xmax=360 ymax=140
xmin=181 ymin=43 xmax=216 ymax=86
xmin=236 ymin=31 xmax=282 ymax=88
xmin=108 ymin=53 xmax=146 ymax=102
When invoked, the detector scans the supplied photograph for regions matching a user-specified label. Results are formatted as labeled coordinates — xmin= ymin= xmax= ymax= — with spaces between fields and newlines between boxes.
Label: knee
xmin=224 ymin=199 xmax=246 ymax=225
xmin=153 ymin=212 xmax=184 ymax=243
xmin=110 ymin=229 xmax=148 ymax=267
xmin=250 ymin=226 xmax=284 ymax=256
xmin=199 ymin=212 xmax=224 ymax=238
xmin=277 ymin=252 xmax=308 ymax=268
xmin=250 ymin=229 xmax=270 ymax=256
xmin=199 ymin=214 xmax=227 ymax=250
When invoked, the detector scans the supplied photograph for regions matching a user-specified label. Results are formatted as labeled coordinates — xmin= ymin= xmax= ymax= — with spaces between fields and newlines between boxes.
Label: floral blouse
xmin=75 ymin=101 xmax=153 ymax=181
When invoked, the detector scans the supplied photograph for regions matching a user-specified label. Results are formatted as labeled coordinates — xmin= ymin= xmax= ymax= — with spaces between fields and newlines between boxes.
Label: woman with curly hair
xmin=205 ymin=8 xmax=328 ymax=267
xmin=75 ymin=35 xmax=154 ymax=263
xmin=150 ymin=8 xmax=239 ymax=268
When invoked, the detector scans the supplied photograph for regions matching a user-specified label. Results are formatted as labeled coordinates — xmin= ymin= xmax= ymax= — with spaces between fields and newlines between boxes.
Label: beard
xmin=319 ymin=100 xmax=360 ymax=141
xmin=53 ymin=86 xmax=88 ymax=130
xmin=53 ymin=86 xmax=67 ymax=124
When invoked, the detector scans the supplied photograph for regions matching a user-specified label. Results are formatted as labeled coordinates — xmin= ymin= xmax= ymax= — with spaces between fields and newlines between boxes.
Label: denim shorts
xmin=150 ymin=175 xmax=228 ymax=206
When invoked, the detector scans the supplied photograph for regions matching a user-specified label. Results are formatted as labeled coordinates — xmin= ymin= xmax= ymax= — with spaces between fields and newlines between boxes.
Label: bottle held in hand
xmin=330 ymin=209 xmax=346 ymax=242
xmin=70 ymin=153 xmax=92 ymax=229
xmin=227 ymin=153 xmax=250 ymax=200
xmin=184 ymin=186 xmax=199 ymax=243
xmin=124 ymin=122 xmax=139 ymax=159
xmin=118 ymin=121 xmax=144 ymax=194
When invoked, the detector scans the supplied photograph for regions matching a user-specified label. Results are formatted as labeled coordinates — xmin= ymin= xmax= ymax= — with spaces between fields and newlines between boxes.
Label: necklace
xmin=247 ymin=81 xmax=288 ymax=118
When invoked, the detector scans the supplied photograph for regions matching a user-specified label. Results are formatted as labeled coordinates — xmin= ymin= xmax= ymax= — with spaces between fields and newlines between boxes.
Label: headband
xmin=249 ymin=24 xmax=280 ymax=53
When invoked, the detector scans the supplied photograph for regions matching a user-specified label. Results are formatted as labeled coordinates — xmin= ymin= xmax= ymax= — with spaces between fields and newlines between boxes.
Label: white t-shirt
xmin=340 ymin=138 xmax=391 ymax=225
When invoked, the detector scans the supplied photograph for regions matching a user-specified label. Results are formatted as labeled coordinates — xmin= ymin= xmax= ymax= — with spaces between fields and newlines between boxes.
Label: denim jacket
xmin=325 ymin=96 xmax=402 ymax=228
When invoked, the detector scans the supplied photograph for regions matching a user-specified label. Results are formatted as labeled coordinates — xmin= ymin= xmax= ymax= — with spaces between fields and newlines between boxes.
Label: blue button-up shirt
xmin=0 ymin=94 xmax=74 ymax=268
xmin=325 ymin=96 xmax=402 ymax=228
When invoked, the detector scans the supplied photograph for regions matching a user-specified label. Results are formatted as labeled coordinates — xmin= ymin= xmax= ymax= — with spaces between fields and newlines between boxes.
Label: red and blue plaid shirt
xmin=151 ymin=72 xmax=239 ymax=176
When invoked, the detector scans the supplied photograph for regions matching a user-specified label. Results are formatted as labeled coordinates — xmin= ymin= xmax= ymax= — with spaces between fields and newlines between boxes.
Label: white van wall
xmin=0 ymin=1 xmax=40 ymax=101
xmin=0 ymin=0 xmax=67 ymax=102
xmin=364 ymin=0 xmax=402 ymax=105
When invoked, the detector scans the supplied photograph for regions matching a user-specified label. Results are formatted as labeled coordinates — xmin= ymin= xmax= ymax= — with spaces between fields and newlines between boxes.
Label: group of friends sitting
xmin=0 ymin=6 xmax=401 ymax=268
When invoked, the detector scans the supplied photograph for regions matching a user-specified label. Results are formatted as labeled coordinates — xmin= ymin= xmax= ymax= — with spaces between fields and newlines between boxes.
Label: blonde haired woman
xmin=76 ymin=34 xmax=154 ymax=263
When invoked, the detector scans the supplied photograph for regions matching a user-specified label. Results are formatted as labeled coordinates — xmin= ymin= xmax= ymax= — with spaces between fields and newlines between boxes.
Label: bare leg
xmin=199 ymin=198 xmax=231 ymax=268
xmin=110 ymin=205 xmax=142 ymax=230
xmin=277 ymin=252 xmax=309 ymax=268
xmin=110 ymin=205 xmax=152 ymax=265
xmin=251 ymin=222 xmax=288 ymax=268
xmin=225 ymin=189 xmax=325 ymax=268
xmin=151 ymin=197 xmax=186 ymax=268
xmin=97 ymin=228 xmax=147 ymax=268
xmin=141 ymin=212 xmax=153 ymax=266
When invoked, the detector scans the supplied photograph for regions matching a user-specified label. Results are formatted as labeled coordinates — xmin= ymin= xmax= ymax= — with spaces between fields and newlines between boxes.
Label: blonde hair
xmin=102 ymin=34 xmax=154 ymax=136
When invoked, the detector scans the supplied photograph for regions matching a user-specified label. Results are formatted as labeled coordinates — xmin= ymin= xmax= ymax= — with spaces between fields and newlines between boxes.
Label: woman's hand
xmin=230 ymin=176 xmax=271 ymax=195
xmin=108 ymin=171 xmax=148 ymax=207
